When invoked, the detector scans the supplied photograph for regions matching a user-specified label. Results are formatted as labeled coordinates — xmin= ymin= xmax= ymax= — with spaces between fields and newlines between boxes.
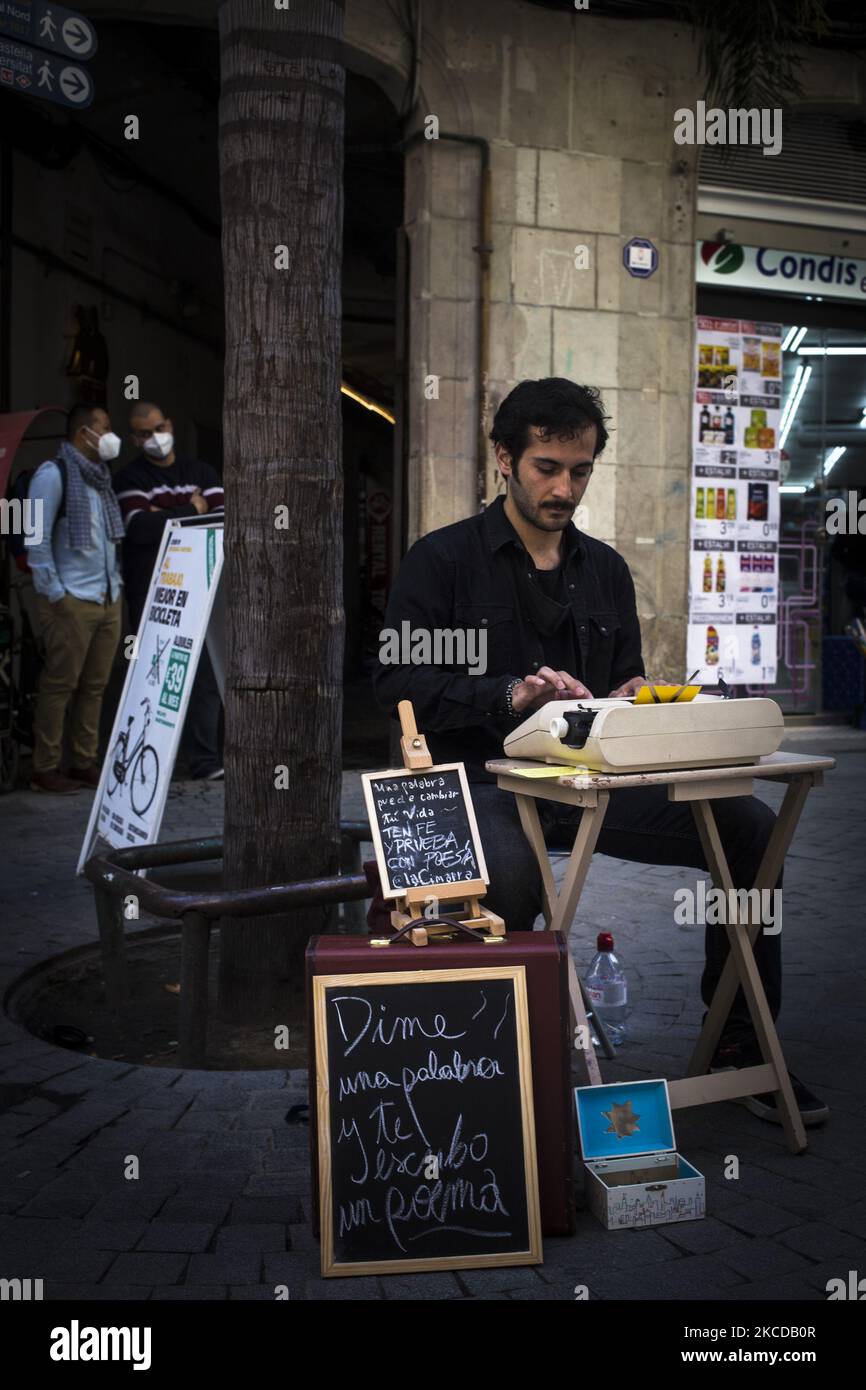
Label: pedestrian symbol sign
xmin=0 ymin=1 xmax=97 ymax=61
xmin=0 ymin=38 xmax=93 ymax=108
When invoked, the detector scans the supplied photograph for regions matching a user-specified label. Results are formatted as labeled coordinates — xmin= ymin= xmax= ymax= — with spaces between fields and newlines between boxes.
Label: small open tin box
xmin=574 ymin=1079 xmax=705 ymax=1230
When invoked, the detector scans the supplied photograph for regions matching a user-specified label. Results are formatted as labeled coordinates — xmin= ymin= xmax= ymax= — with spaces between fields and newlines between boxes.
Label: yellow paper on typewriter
xmin=634 ymin=683 xmax=701 ymax=705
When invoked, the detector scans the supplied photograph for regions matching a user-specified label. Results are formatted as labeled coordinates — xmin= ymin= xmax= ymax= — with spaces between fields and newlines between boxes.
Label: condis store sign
xmin=696 ymin=241 xmax=866 ymax=302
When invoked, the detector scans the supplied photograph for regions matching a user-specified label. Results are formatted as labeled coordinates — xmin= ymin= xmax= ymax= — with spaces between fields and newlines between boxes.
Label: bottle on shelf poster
xmin=687 ymin=316 xmax=780 ymax=685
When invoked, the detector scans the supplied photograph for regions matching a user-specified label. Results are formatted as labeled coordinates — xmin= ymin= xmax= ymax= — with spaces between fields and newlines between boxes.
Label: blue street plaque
xmin=0 ymin=37 xmax=93 ymax=108
xmin=623 ymin=236 xmax=659 ymax=279
xmin=0 ymin=1 xmax=97 ymax=61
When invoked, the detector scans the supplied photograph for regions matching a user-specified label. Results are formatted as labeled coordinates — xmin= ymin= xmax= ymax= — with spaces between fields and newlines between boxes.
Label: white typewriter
xmin=503 ymin=695 xmax=784 ymax=775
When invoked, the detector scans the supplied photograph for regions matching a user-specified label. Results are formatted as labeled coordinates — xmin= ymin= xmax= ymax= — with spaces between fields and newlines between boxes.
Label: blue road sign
xmin=0 ymin=1 xmax=97 ymax=61
xmin=0 ymin=37 xmax=93 ymax=108
xmin=623 ymin=236 xmax=659 ymax=279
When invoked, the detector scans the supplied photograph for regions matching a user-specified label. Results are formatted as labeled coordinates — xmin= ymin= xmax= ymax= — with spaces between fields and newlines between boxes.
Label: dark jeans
xmin=471 ymin=782 xmax=782 ymax=1043
xmin=180 ymin=645 xmax=222 ymax=778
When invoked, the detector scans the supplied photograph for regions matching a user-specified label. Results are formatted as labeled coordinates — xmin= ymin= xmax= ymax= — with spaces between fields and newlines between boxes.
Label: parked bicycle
xmin=107 ymin=696 xmax=160 ymax=817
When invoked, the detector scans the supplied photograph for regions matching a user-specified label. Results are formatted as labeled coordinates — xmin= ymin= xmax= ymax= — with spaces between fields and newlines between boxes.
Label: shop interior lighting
xmin=800 ymin=344 xmax=866 ymax=356
xmin=823 ymin=446 xmax=846 ymax=476
xmin=859 ymin=407 xmax=866 ymax=429
xmin=340 ymin=383 xmax=396 ymax=424
xmin=779 ymin=485 xmax=808 ymax=493
xmin=782 ymin=326 xmax=807 ymax=352
xmin=779 ymin=364 xmax=812 ymax=449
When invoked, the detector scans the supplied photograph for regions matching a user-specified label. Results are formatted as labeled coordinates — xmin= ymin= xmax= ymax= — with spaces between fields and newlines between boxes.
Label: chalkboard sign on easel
xmin=313 ymin=965 xmax=542 ymax=1276
xmin=362 ymin=763 xmax=488 ymax=898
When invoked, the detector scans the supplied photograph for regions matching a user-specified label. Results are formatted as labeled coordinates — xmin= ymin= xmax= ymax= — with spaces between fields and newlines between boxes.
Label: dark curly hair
xmin=489 ymin=378 xmax=610 ymax=473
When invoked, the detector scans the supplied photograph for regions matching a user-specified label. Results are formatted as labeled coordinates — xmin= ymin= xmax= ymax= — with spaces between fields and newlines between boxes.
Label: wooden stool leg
xmin=689 ymin=799 xmax=807 ymax=1154
xmin=547 ymin=793 xmax=610 ymax=937
xmin=689 ymin=777 xmax=812 ymax=1073
xmin=515 ymin=794 xmax=558 ymax=927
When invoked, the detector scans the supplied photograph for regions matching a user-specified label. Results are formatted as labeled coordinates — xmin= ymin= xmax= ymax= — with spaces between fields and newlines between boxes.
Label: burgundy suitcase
xmin=306 ymin=931 xmax=576 ymax=1237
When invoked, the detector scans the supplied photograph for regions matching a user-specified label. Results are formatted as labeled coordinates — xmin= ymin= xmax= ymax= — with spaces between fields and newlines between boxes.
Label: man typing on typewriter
xmin=374 ymin=377 xmax=827 ymax=1127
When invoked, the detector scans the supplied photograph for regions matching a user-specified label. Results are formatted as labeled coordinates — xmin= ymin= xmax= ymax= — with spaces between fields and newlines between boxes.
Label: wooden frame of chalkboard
xmin=361 ymin=762 xmax=490 ymax=903
xmin=313 ymin=965 xmax=543 ymax=1277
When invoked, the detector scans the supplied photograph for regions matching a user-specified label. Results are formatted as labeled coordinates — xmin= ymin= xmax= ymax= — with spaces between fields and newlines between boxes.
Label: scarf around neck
xmin=58 ymin=439 xmax=126 ymax=550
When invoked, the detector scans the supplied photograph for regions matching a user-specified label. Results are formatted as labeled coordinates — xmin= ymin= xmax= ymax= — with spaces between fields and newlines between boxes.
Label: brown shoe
xmin=30 ymin=769 xmax=82 ymax=795
xmin=68 ymin=765 xmax=101 ymax=788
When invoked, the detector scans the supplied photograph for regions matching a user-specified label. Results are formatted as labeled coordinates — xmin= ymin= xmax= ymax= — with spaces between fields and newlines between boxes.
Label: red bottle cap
xmin=597 ymin=932 xmax=614 ymax=951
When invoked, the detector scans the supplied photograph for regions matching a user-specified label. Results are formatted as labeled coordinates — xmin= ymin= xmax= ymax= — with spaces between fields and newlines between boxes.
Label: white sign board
xmin=687 ymin=317 xmax=780 ymax=687
xmin=77 ymin=519 xmax=224 ymax=873
xmin=696 ymin=240 xmax=866 ymax=304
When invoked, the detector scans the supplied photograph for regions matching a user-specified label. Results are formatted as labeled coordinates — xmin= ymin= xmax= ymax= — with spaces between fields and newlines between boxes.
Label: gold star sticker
xmin=602 ymin=1099 xmax=641 ymax=1139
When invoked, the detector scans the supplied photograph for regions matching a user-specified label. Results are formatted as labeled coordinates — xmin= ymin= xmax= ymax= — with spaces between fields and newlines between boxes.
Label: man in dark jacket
xmin=113 ymin=401 xmax=224 ymax=779
xmin=374 ymin=377 xmax=827 ymax=1127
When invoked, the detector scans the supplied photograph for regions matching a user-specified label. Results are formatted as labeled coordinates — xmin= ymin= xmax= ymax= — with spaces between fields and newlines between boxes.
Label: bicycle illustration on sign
xmin=106 ymin=696 xmax=160 ymax=817
xmin=146 ymin=636 xmax=171 ymax=688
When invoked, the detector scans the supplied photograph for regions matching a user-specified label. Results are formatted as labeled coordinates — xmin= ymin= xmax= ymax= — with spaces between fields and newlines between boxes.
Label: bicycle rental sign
xmin=77 ymin=520 xmax=224 ymax=873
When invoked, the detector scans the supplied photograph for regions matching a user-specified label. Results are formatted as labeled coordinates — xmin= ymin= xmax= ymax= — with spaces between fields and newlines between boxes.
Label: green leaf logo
xmin=700 ymin=241 xmax=745 ymax=275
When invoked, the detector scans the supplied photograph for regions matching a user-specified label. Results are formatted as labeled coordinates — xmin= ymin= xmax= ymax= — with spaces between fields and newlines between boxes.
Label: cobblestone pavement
xmin=1 ymin=731 xmax=865 ymax=1301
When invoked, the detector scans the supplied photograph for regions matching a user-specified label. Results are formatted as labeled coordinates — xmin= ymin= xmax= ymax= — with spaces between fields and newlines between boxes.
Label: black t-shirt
xmin=527 ymin=563 xmax=580 ymax=679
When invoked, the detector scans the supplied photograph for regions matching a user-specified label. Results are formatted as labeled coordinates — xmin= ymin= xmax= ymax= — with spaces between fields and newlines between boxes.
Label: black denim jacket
xmin=373 ymin=495 xmax=645 ymax=779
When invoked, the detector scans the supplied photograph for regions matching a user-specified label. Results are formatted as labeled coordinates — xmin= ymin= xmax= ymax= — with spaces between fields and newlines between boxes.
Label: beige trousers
xmin=33 ymin=593 xmax=121 ymax=773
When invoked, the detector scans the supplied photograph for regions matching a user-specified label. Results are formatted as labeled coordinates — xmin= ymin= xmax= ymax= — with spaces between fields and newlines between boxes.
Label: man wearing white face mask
xmin=113 ymin=401 xmax=224 ymax=778
xmin=25 ymin=404 xmax=125 ymax=794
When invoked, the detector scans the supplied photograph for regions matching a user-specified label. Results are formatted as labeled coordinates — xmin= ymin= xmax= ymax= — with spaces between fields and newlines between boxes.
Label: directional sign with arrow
xmin=0 ymin=1 xmax=97 ymax=61
xmin=0 ymin=38 xmax=93 ymax=108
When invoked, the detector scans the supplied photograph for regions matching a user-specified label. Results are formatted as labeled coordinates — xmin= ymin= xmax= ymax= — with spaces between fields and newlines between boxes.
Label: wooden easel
xmin=384 ymin=702 xmax=506 ymax=947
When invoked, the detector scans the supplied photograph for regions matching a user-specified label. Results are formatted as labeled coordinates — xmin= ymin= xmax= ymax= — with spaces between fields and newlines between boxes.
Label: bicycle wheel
xmin=129 ymin=744 xmax=159 ymax=817
xmin=106 ymin=735 xmax=125 ymax=797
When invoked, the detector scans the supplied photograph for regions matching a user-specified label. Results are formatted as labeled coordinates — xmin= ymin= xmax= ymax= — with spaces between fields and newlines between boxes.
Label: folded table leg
xmin=513 ymin=790 xmax=611 ymax=1085
xmin=683 ymin=792 xmax=808 ymax=1154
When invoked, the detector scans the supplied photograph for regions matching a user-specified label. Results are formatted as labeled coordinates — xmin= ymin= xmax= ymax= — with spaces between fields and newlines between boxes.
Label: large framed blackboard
xmin=313 ymin=966 xmax=542 ymax=1277
xmin=361 ymin=763 xmax=489 ymax=900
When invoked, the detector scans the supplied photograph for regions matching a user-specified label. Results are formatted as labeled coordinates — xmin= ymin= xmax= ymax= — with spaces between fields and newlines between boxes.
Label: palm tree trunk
xmin=217 ymin=0 xmax=345 ymax=1022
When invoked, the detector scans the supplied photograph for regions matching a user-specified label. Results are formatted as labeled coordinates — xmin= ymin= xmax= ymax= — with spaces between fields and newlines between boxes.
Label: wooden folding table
xmin=486 ymin=751 xmax=835 ymax=1154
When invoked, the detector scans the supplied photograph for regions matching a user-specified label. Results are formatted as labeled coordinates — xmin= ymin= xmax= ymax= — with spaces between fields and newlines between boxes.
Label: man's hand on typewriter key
xmin=512 ymin=667 xmax=593 ymax=714
xmin=608 ymin=676 xmax=647 ymax=698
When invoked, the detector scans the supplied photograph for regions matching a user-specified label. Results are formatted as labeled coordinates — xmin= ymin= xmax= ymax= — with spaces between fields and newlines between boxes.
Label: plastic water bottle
xmin=584 ymin=932 xmax=628 ymax=1047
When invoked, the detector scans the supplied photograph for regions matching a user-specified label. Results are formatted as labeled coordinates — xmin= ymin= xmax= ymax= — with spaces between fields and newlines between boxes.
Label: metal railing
xmin=83 ymin=822 xmax=372 ymax=1068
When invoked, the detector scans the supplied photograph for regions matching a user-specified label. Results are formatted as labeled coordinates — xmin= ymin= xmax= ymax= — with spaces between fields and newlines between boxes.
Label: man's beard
xmin=510 ymin=477 xmax=573 ymax=531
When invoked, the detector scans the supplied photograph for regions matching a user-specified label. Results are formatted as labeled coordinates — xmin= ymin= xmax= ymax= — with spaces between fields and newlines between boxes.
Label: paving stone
xmin=244 ymin=1173 xmax=310 ymax=1196
xmin=214 ymin=1224 xmax=287 ymax=1254
xmin=230 ymin=1197 xmax=304 ymax=1225
xmin=778 ymin=1222 xmax=866 ymax=1261
xmin=658 ymin=1218 xmax=745 ymax=1256
xmin=186 ymin=1254 xmax=262 ymax=1285
xmin=0 ymin=1247 xmax=117 ymax=1282
xmin=44 ymin=1283 xmax=150 ymax=1301
xmin=826 ymin=1201 xmax=866 ymax=1240
xmin=585 ymin=1255 xmax=746 ymax=1301
xmin=157 ymin=1197 xmax=233 ymax=1225
xmin=304 ymin=1275 xmax=382 ymax=1299
xmin=89 ymin=1189 xmax=179 ymax=1221
xmin=135 ymin=1221 xmax=216 ymax=1253
xmin=379 ymin=1272 xmax=465 ymax=1299
xmin=457 ymin=1266 xmax=543 ymax=1294
xmin=151 ymin=1286 xmax=228 ymax=1300
xmin=717 ymin=1200 xmax=799 ymax=1238
xmin=8 ymin=1099 xmax=63 ymax=1119
xmin=17 ymin=1189 xmax=102 ymax=1218
xmin=173 ymin=1110 xmax=228 ymax=1131
xmin=263 ymin=1253 xmax=322 ymax=1294
xmin=718 ymin=1239 xmax=815 ymax=1282
xmin=108 ymin=1253 xmax=189 ymax=1285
